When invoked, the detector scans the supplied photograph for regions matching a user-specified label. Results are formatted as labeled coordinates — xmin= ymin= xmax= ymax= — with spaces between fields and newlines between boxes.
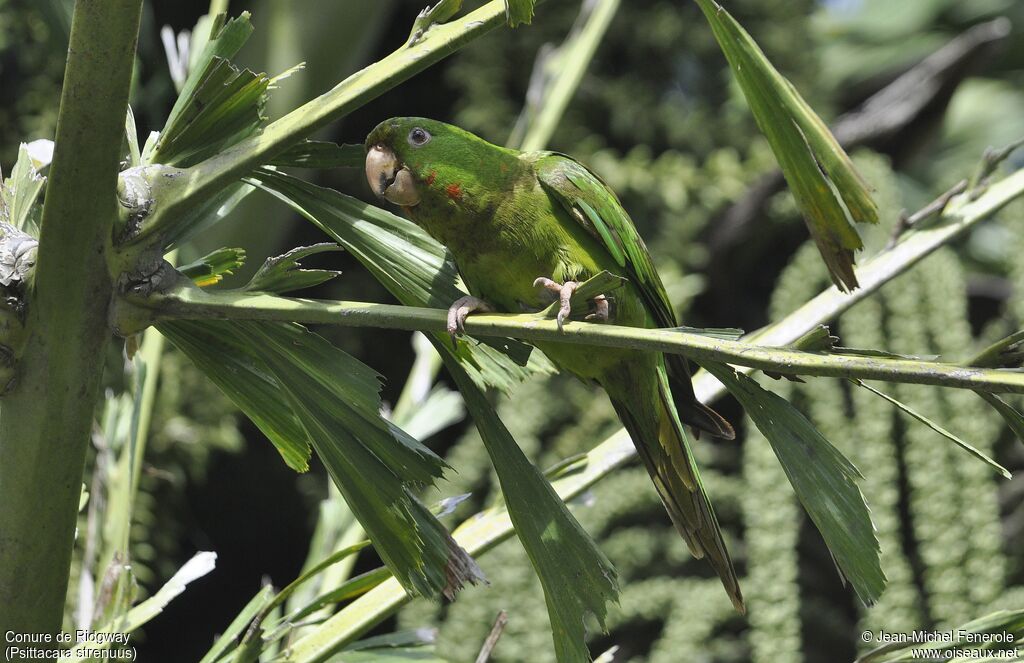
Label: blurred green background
xmin=3 ymin=0 xmax=1023 ymax=660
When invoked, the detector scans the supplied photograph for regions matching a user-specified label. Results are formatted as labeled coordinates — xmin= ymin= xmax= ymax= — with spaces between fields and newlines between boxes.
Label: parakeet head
xmin=364 ymin=117 xmax=516 ymax=209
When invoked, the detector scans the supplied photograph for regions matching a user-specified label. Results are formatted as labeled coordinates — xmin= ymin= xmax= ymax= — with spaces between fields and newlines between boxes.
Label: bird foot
xmin=586 ymin=295 xmax=610 ymax=323
xmin=533 ymin=277 xmax=609 ymax=330
xmin=446 ymin=295 xmax=492 ymax=348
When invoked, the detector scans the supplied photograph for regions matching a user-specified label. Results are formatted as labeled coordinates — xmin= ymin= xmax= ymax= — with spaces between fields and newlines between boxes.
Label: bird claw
xmin=533 ymin=277 xmax=610 ymax=330
xmin=584 ymin=295 xmax=609 ymax=322
xmin=446 ymin=295 xmax=492 ymax=349
xmin=532 ymin=277 xmax=562 ymax=294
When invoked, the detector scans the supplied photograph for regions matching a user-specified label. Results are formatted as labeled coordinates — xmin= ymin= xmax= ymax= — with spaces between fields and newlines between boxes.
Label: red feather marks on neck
xmin=421 ymin=170 xmax=461 ymax=202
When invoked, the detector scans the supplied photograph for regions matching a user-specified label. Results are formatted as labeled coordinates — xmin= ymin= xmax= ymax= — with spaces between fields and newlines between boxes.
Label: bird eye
xmin=408 ymin=127 xmax=431 ymax=146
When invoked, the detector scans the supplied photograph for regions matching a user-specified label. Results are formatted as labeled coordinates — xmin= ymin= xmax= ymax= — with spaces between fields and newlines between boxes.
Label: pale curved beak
xmin=365 ymin=144 xmax=420 ymax=206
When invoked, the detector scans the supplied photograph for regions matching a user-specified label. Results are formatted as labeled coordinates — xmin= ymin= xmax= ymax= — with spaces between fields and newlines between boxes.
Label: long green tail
xmin=603 ymin=362 xmax=745 ymax=613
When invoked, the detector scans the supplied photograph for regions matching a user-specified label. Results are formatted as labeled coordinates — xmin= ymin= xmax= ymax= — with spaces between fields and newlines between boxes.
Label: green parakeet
xmin=365 ymin=117 xmax=745 ymax=613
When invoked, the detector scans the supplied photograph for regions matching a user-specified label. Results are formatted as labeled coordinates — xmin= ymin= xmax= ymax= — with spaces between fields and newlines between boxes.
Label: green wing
xmin=531 ymin=152 xmax=735 ymax=440
xmin=531 ymin=151 xmax=677 ymax=330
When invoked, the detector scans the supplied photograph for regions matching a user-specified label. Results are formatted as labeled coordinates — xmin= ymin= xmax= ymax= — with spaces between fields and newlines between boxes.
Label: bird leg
xmin=446 ymin=295 xmax=492 ymax=347
xmin=533 ymin=277 xmax=610 ymax=330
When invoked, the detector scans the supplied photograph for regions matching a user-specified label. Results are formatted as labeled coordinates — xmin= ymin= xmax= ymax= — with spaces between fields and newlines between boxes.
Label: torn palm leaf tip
xmin=243 ymin=321 xmax=482 ymax=600
xmin=440 ymin=348 xmax=617 ymax=662
xmin=707 ymin=364 xmax=885 ymax=605
xmin=166 ymin=319 xmax=481 ymax=600
xmin=506 ymin=0 xmax=536 ymax=27
xmin=695 ymin=0 xmax=878 ymax=292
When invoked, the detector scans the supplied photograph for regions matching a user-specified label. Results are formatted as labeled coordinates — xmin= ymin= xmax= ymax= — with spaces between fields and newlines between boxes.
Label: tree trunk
xmin=0 ymin=0 xmax=143 ymax=640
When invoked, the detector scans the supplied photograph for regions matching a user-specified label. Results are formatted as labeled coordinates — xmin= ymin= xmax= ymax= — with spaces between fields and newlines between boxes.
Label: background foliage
xmin=2 ymin=0 xmax=1022 ymax=660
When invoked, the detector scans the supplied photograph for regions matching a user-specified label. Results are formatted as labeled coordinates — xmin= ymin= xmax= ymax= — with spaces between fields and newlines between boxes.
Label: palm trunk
xmin=0 ymin=0 xmax=143 ymax=638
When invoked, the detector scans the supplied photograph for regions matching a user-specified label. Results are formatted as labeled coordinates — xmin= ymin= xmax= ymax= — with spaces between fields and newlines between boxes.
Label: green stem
xmin=0 ymin=0 xmax=143 ymax=639
xmin=97 ymin=303 xmax=169 ymax=569
xmin=741 ymin=166 xmax=1024 ymax=348
xmin=390 ymin=333 xmax=442 ymax=425
xmin=130 ymin=294 xmax=172 ymax=496
xmin=128 ymin=0 xmax=514 ymax=247
xmin=965 ymin=329 xmax=1024 ymax=368
xmin=514 ymin=0 xmax=621 ymax=152
xmin=121 ymin=285 xmax=1024 ymax=394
